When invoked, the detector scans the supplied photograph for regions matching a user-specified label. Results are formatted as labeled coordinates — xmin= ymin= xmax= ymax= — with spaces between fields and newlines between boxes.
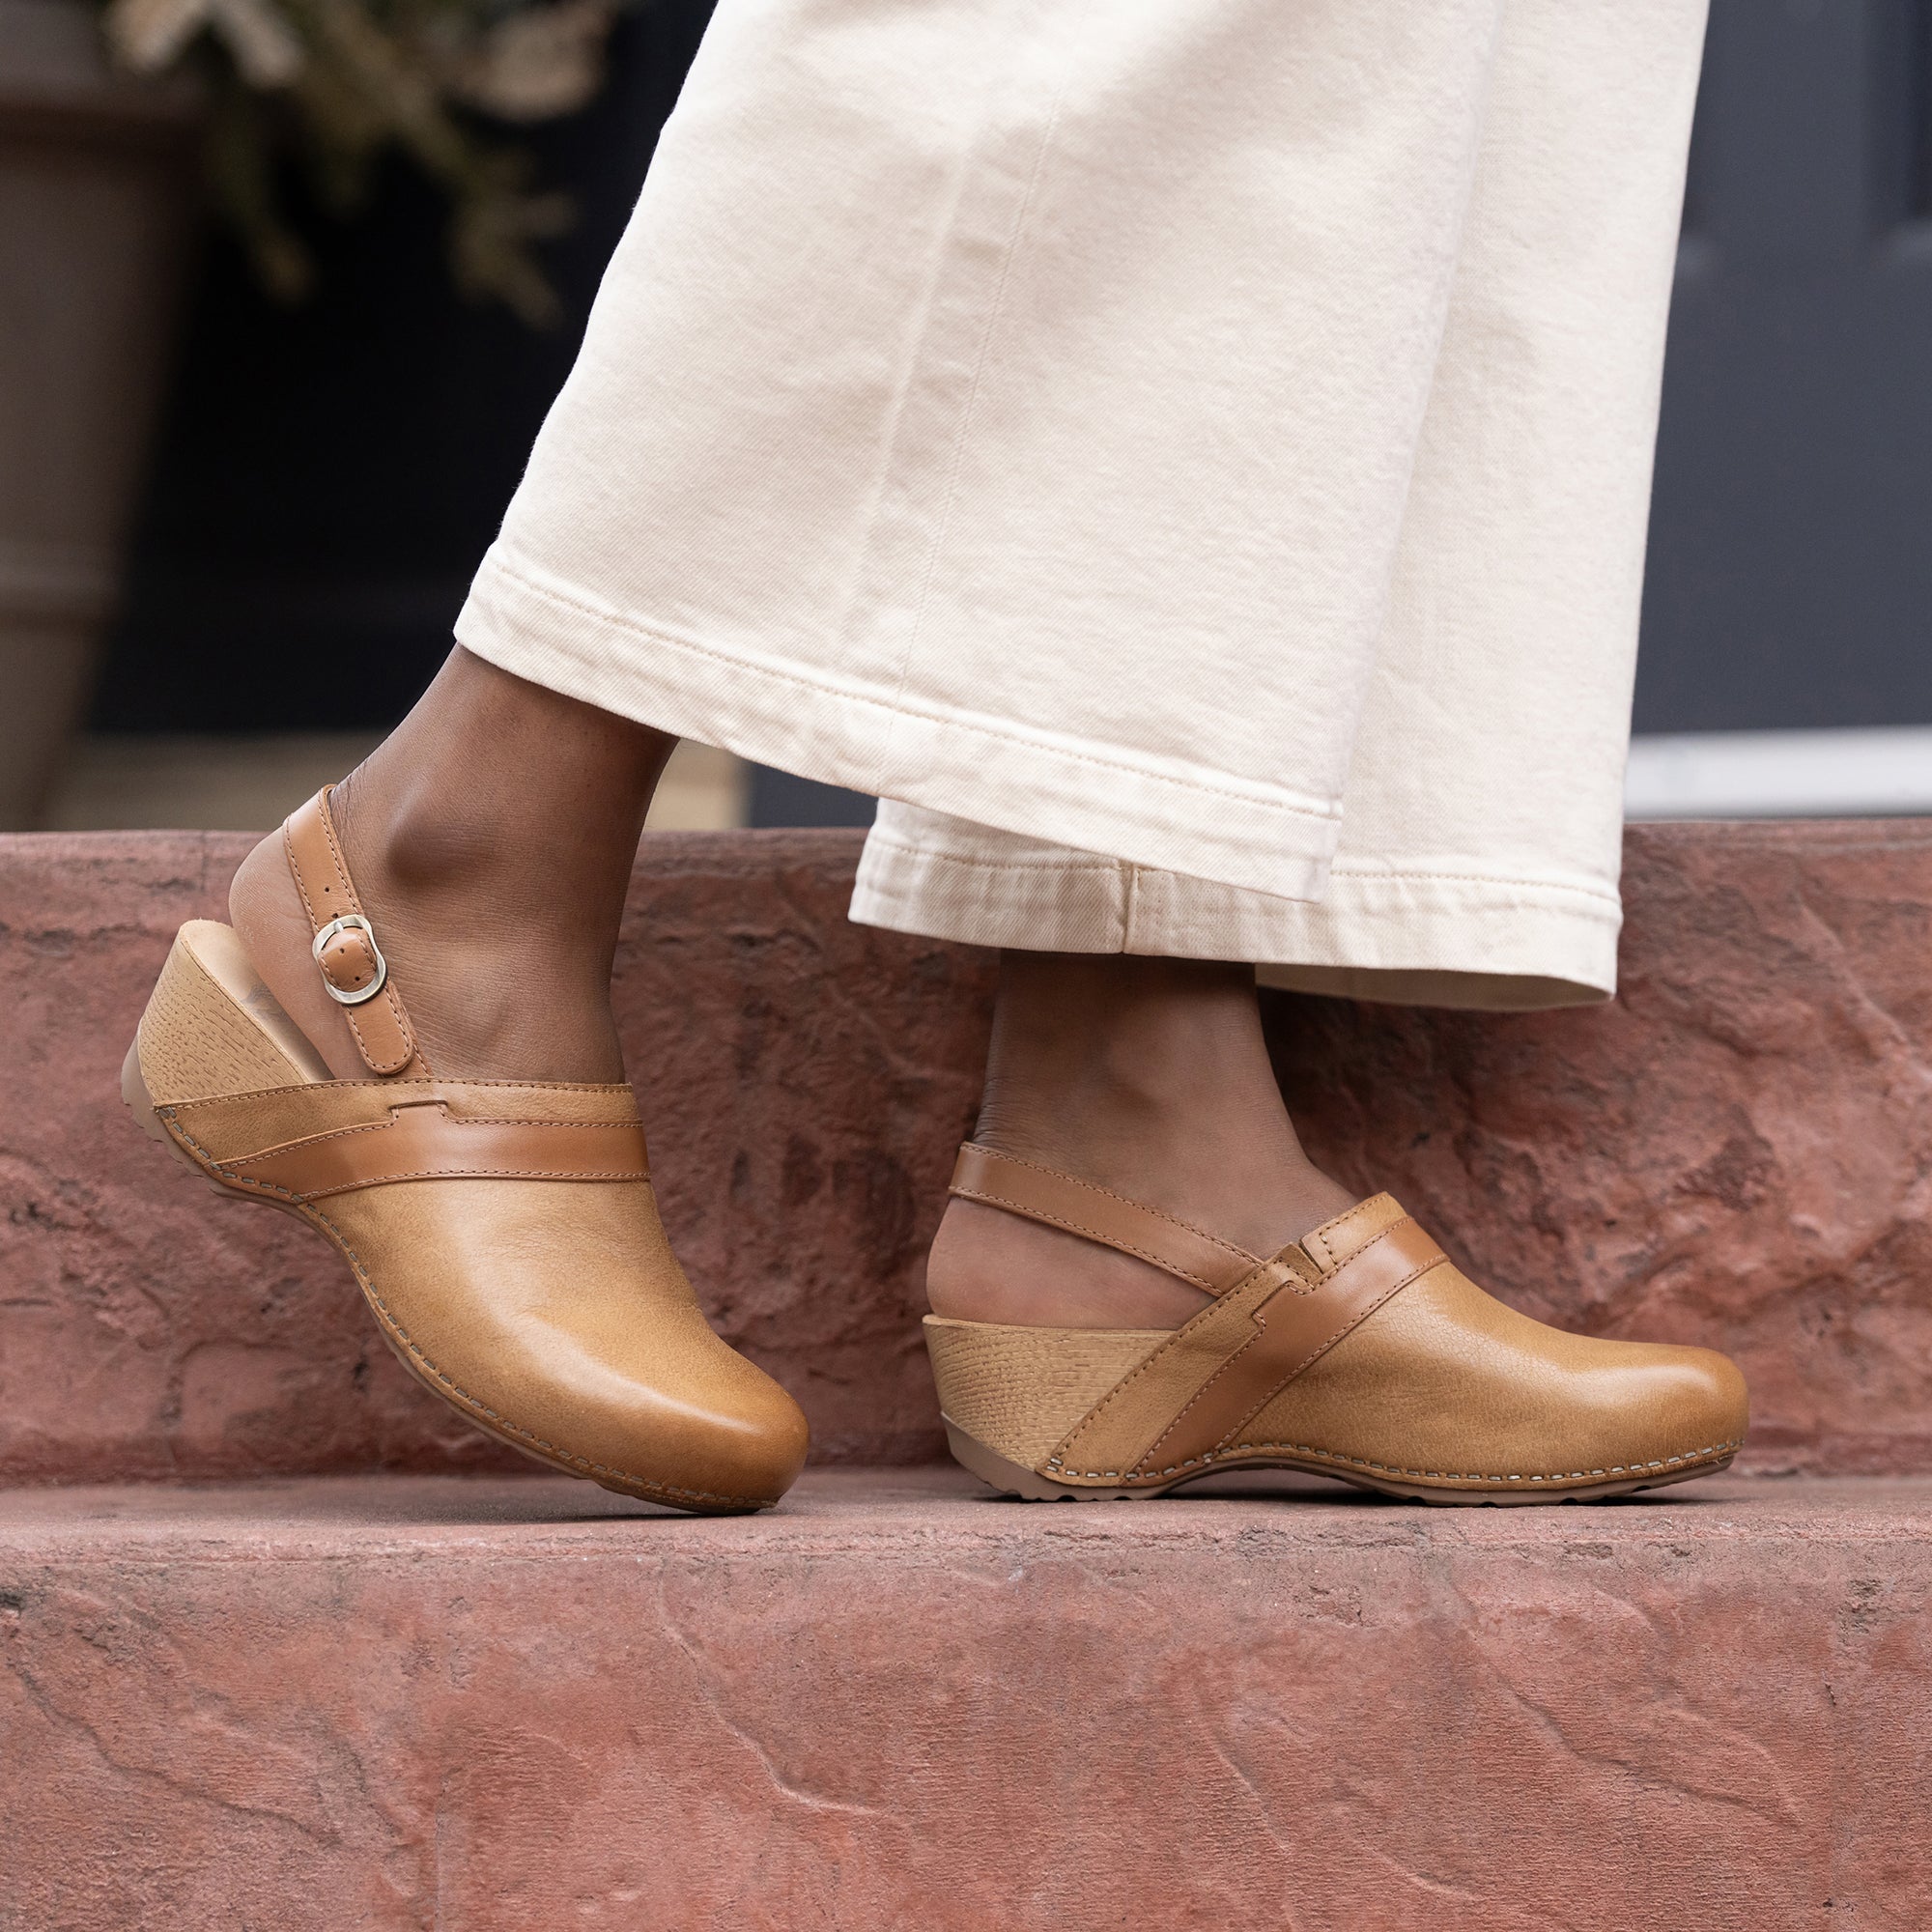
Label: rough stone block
xmin=1 ymin=822 xmax=1928 ymax=1480
xmin=3 ymin=1469 xmax=1928 ymax=1930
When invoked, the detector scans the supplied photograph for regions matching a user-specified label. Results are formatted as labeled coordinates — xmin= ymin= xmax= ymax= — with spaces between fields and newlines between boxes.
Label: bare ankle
xmin=925 ymin=950 xmax=1360 ymax=1330
xmin=976 ymin=951 xmax=1352 ymax=1250
xmin=228 ymin=648 xmax=678 ymax=1084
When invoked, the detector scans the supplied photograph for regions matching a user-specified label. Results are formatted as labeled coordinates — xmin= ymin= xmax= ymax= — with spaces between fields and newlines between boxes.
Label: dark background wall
xmin=1636 ymin=0 xmax=1932 ymax=733
xmin=90 ymin=0 xmax=1932 ymax=814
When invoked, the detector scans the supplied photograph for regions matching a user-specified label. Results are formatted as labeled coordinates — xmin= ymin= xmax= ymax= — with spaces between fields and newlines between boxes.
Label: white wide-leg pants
xmin=457 ymin=0 xmax=1709 ymax=1010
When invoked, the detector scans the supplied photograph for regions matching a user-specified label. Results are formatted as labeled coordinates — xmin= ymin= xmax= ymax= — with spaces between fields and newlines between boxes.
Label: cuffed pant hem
xmin=850 ymin=825 xmax=1621 ymax=1012
xmin=457 ymin=551 xmax=1341 ymax=904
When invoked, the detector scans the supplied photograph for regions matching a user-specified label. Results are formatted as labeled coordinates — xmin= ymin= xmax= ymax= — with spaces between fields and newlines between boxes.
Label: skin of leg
xmin=229 ymin=647 xmax=674 ymax=1083
xmin=925 ymin=952 xmax=1357 ymax=1328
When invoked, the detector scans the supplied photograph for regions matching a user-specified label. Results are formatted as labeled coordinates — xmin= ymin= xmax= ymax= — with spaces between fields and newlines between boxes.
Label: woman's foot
xmin=229 ymin=648 xmax=674 ymax=1083
xmin=135 ymin=650 xmax=810 ymax=1512
xmin=924 ymin=952 xmax=1356 ymax=1329
xmin=923 ymin=954 xmax=1750 ymax=1503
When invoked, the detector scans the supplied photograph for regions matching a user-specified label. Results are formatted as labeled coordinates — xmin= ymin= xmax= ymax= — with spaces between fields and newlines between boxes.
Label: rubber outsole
xmin=943 ymin=1416 xmax=1737 ymax=1507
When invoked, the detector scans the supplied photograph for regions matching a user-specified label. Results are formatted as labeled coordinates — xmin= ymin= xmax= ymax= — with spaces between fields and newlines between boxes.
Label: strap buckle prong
xmin=312 ymin=913 xmax=388 ymax=1007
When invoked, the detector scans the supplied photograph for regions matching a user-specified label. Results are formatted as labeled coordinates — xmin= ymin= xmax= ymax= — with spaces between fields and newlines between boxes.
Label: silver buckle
xmin=312 ymin=913 xmax=387 ymax=1006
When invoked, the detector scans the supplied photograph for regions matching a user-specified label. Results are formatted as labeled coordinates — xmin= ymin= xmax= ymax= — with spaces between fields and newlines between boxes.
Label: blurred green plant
xmin=99 ymin=0 xmax=626 ymax=325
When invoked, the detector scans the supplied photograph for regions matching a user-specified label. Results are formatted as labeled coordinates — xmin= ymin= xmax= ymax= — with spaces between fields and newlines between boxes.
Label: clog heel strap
xmin=283 ymin=784 xmax=427 ymax=1078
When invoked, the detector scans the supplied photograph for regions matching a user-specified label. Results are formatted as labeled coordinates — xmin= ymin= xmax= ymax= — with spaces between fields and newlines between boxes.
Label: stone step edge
xmin=9 ymin=1468 xmax=1928 ymax=1928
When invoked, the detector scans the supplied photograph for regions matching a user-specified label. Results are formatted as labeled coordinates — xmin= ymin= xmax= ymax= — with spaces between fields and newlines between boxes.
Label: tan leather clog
xmin=123 ymin=787 xmax=809 ymax=1514
xmin=925 ymin=1146 xmax=1747 ymax=1503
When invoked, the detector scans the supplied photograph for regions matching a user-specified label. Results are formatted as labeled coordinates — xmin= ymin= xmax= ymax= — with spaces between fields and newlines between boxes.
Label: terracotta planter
xmin=0 ymin=0 xmax=197 ymax=828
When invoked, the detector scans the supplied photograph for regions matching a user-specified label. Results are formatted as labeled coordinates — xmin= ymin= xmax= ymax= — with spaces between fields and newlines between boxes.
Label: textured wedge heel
xmin=927 ymin=1145 xmax=1748 ymax=1505
xmin=123 ymin=787 xmax=810 ymax=1514
xmin=923 ymin=1317 xmax=1170 ymax=1495
xmin=123 ymin=920 xmax=331 ymax=1195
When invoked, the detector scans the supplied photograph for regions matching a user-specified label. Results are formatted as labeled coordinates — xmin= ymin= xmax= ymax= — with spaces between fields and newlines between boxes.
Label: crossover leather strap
xmin=162 ymin=1091 xmax=649 ymax=1203
xmin=1046 ymin=1197 xmax=1450 ymax=1485
xmin=283 ymin=787 xmax=425 ymax=1078
xmin=949 ymin=1144 xmax=1263 ymax=1296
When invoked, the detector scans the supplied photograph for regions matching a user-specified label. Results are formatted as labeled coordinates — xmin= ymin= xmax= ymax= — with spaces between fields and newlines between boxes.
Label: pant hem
xmin=457 ymin=551 xmax=1341 ymax=903
xmin=850 ymin=827 xmax=1621 ymax=1011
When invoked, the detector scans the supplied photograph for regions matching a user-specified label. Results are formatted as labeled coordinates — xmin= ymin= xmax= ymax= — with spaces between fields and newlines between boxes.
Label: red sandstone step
xmin=2 ymin=822 xmax=1930 ymax=1483
xmin=3 ymin=1466 xmax=1928 ymax=1929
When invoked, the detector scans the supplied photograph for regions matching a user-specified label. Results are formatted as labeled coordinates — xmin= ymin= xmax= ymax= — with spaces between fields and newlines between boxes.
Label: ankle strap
xmin=948 ymin=1144 xmax=1264 ymax=1296
xmin=283 ymin=786 xmax=426 ymax=1078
